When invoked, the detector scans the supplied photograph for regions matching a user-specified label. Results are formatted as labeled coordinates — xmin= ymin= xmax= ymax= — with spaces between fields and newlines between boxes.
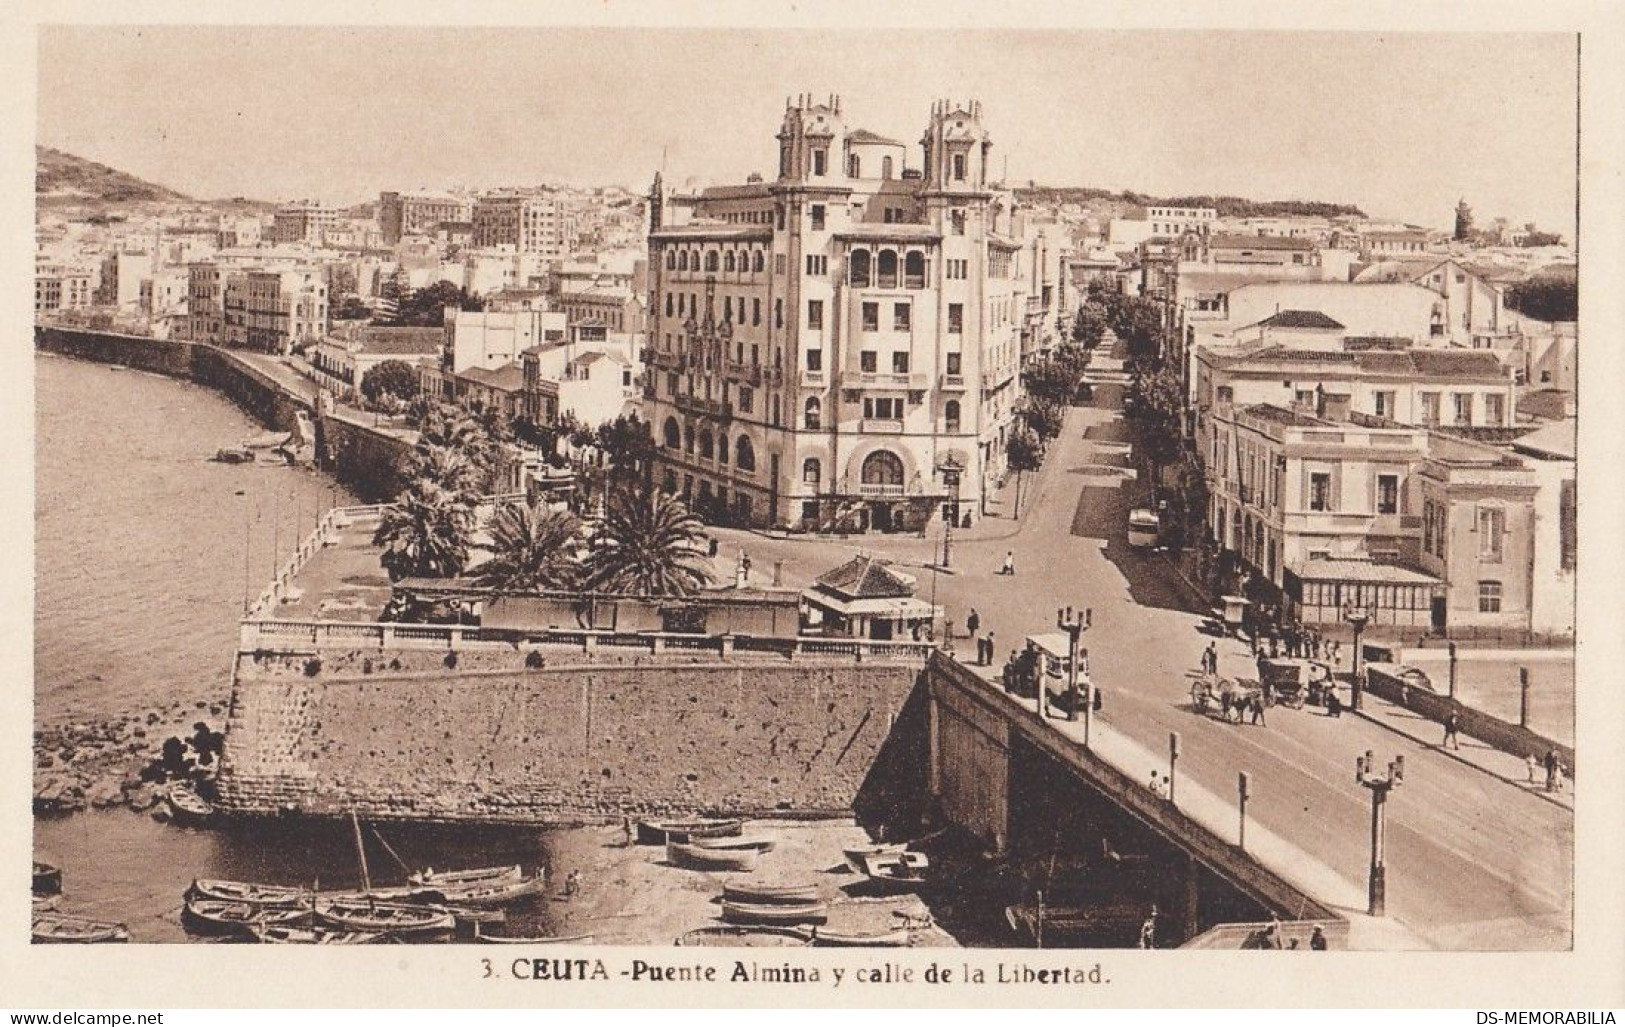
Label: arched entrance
xmin=861 ymin=450 xmax=905 ymax=532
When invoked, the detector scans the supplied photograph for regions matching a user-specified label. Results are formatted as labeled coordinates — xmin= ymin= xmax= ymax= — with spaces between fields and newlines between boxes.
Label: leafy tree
xmin=1453 ymin=199 xmax=1474 ymax=242
xmin=595 ymin=413 xmax=657 ymax=484
xmin=1505 ymin=276 xmax=1577 ymax=322
xmin=333 ymin=295 xmax=372 ymax=321
xmin=584 ymin=488 xmax=715 ymax=597
xmin=1110 ymin=296 xmax=1167 ymax=371
xmin=1021 ymin=397 xmax=1066 ymax=442
xmin=373 ymin=478 xmax=476 ymax=581
xmin=360 ymin=359 xmax=421 ymax=406
xmin=479 ymin=502 xmax=583 ymax=593
xmin=1520 ymin=230 xmax=1564 ymax=248
xmin=1005 ymin=427 xmax=1044 ymax=518
xmin=1072 ymin=305 xmax=1109 ymax=348
xmin=383 ymin=280 xmax=485 ymax=327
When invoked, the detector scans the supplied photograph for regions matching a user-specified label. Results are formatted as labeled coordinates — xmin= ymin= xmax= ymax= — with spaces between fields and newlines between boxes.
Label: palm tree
xmin=584 ymin=488 xmax=715 ymax=597
xmin=403 ymin=442 xmax=483 ymax=498
xmin=373 ymin=478 xmax=476 ymax=581
xmin=479 ymin=502 xmax=584 ymax=593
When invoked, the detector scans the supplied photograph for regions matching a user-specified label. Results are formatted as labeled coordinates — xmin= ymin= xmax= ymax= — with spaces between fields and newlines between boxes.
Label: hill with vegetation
xmin=1013 ymin=185 xmax=1366 ymax=221
xmin=36 ymin=147 xmax=192 ymax=206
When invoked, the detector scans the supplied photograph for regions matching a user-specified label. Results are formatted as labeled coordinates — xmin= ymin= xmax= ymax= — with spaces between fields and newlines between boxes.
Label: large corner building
xmin=643 ymin=96 xmax=1026 ymax=531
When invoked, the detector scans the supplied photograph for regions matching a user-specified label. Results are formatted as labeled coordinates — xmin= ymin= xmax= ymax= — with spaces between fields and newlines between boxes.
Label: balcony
xmin=857 ymin=482 xmax=906 ymax=496
xmin=673 ymin=394 xmax=733 ymax=421
xmin=646 ymin=349 xmax=687 ymax=373
xmin=840 ymin=371 xmax=928 ymax=390
xmin=861 ymin=418 xmax=905 ymax=434
xmin=798 ymin=370 xmax=827 ymax=388
xmin=724 ymin=361 xmax=763 ymax=386
xmin=939 ymin=373 xmax=967 ymax=391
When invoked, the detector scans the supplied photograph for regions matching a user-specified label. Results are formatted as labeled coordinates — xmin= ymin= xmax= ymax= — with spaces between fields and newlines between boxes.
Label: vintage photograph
xmin=30 ymin=24 xmax=1578 ymax=956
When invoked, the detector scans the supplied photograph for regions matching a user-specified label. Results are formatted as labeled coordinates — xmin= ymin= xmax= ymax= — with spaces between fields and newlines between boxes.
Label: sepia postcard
xmin=3 ymin=0 xmax=1623 ymax=1010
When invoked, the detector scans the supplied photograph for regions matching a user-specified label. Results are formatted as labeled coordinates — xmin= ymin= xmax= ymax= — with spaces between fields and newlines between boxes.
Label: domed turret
xmin=919 ymin=99 xmax=992 ymax=193
xmin=776 ymin=93 xmax=848 ymax=184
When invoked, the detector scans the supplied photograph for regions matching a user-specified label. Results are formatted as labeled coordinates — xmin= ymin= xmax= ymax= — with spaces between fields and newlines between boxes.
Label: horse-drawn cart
xmin=1257 ymin=658 xmax=1333 ymax=709
xmin=1190 ymin=676 xmax=1263 ymax=722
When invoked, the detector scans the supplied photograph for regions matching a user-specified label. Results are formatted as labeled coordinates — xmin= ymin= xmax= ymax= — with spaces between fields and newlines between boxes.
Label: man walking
xmin=966 ymin=607 xmax=980 ymax=642
xmin=985 ymin=631 xmax=995 ymax=668
xmin=1442 ymin=711 xmax=1461 ymax=751
xmin=1249 ymin=694 xmax=1267 ymax=727
xmin=1001 ymin=550 xmax=1016 ymax=575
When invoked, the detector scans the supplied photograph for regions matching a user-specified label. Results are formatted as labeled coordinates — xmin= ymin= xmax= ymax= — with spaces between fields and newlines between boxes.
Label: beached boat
xmin=857 ymin=852 xmax=930 ymax=894
xmin=214 ymin=447 xmax=255 ymax=464
xmin=164 ymin=782 xmax=216 ymax=824
xmin=188 ymin=879 xmax=313 ymax=909
xmin=474 ymin=927 xmax=596 ymax=945
xmin=252 ymin=924 xmax=382 ymax=945
xmin=667 ymin=840 xmax=760 ymax=873
xmin=32 ymin=861 xmax=62 ymax=896
xmin=32 ymin=912 xmax=131 ymax=944
xmin=314 ymin=898 xmax=456 ymax=938
xmin=842 ymin=844 xmax=909 ymax=873
xmin=691 ymin=833 xmax=777 ymax=853
xmin=637 ymin=817 xmax=744 ymax=845
xmin=720 ymin=882 xmax=821 ymax=905
xmin=420 ymin=869 xmax=547 ymax=907
xmin=677 ymin=925 xmax=811 ymax=947
xmin=720 ymin=900 xmax=828 ymax=926
xmin=323 ymin=884 xmax=425 ymax=904
xmin=182 ymin=898 xmax=308 ymax=937
xmin=408 ymin=864 xmax=524 ymax=889
xmin=807 ymin=925 xmax=912 ymax=947
xmin=32 ymin=895 xmax=61 ymax=914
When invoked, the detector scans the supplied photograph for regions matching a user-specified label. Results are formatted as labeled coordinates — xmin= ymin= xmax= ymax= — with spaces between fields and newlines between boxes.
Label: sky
xmin=36 ymin=26 xmax=1579 ymax=234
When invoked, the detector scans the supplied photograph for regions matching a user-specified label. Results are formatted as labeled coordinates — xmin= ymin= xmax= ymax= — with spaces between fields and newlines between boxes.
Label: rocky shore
xmin=33 ymin=697 xmax=226 ymax=816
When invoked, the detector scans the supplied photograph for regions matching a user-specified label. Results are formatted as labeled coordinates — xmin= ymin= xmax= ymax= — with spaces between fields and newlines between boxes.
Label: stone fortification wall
xmin=318 ymin=414 xmax=412 ymax=503
xmin=218 ymin=656 xmax=923 ymax=822
xmin=35 ymin=326 xmax=195 ymax=377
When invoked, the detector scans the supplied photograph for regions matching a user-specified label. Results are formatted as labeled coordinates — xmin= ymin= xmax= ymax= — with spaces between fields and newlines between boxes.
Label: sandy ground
xmin=509 ymin=818 xmax=956 ymax=947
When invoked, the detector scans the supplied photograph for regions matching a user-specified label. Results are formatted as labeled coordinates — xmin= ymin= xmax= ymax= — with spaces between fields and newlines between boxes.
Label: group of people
xmin=964 ymin=608 xmax=1000 ymax=666
xmin=1526 ymin=748 xmax=1568 ymax=794
xmin=1241 ymin=920 xmax=1330 ymax=950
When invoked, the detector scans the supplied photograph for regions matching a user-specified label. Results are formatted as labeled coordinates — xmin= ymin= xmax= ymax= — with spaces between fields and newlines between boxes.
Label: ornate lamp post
xmin=1343 ymin=603 xmax=1372 ymax=711
xmin=1056 ymin=606 xmax=1093 ymax=741
xmin=937 ymin=456 xmax=964 ymax=570
xmin=1356 ymin=750 xmax=1405 ymax=917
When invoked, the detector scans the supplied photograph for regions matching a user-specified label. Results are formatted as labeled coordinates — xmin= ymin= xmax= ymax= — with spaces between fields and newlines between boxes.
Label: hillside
xmin=36 ymin=147 xmax=193 ymax=206
xmin=1013 ymin=185 xmax=1366 ymax=221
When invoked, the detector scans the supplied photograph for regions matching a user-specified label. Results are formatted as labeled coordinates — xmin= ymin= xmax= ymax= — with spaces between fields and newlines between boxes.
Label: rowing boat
xmin=32 ymin=861 xmax=62 ymax=896
xmin=188 ymin=879 xmax=312 ymax=909
xmin=252 ymin=924 xmax=383 ymax=945
xmin=842 ymin=844 xmax=908 ymax=873
xmin=636 ymin=818 xmax=744 ymax=845
xmin=667 ymin=840 xmax=759 ymax=873
xmin=314 ymin=898 xmax=456 ymax=938
xmin=32 ymin=912 xmax=131 ymax=944
xmin=720 ymin=900 xmax=828 ymax=926
xmin=677 ymin=925 xmax=811 ymax=947
xmin=182 ymin=898 xmax=308 ymax=937
xmin=408 ymin=864 xmax=524 ymax=888
xmin=690 ymin=834 xmax=777 ymax=853
xmin=165 ymin=783 xmax=216 ymax=824
xmin=32 ymin=895 xmax=61 ymax=914
xmin=857 ymin=853 xmax=930 ymax=894
xmin=807 ymin=925 xmax=912 ymax=947
xmin=474 ymin=927 xmax=596 ymax=945
xmin=421 ymin=869 xmax=547 ymax=907
xmin=720 ymin=882 xmax=821 ymax=905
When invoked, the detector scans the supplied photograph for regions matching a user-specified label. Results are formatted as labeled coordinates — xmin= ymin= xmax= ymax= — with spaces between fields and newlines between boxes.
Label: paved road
xmin=712 ymin=361 xmax=1572 ymax=951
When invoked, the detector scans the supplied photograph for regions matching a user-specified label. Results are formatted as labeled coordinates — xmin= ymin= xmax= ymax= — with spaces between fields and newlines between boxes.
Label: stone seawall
xmin=217 ymin=656 xmax=924 ymax=822
xmin=35 ymin=326 xmax=195 ymax=377
xmin=319 ymin=414 xmax=412 ymax=503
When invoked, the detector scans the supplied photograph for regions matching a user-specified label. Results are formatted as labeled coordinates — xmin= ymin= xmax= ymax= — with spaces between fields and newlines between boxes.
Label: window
xmin=804 ymin=397 xmax=821 ymax=429
xmin=705 ymin=251 xmax=719 ymax=272
xmin=1374 ymin=391 xmax=1396 ymax=419
xmin=806 ymin=349 xmax=821 ymax=372
xmin=860 ymin=350 xmax=877 ymax=373
xmin=952 ymin=152 xmax=966 ymax=181
xmin=1420 ymin=392 xmax=1441 ymax=427
xmin=812 ymin=150 xmax=827 ymax=177
xmin=735 ymin=436 xmax=755 ymax=472
xmin=698 ymin=428 xmax=714 ymax=460
xmin=946 ymin=258 xmax=967 ymax=279
xmin=807 ymin=300 xmax=823 ymax=330
xmin=803 ymin=458 xmax=821 ymax=484
xmin=944 ymin=399 xmax=961 ymax=432
xmin=848 ymin=250 xmax=871 ymax=287
xmin=725 ymin=251 xmax=736 ymax=272
xmin=774 ymin=254 xmax=787 ymax=275
xmin=664 ymin=293 xmax=674 ymax=317
xmin=848 ymin=154 xmax=861 ymax=178
xmin=1377 ymin=474 xmax=1399 ymax=515
xmin=737 ymin=387 xmax=753 ymax=414
xmin=1484 ymin=393 xmax=1505 ymax=426
xmin=663 ymin=417 xmax=681 ymax=449
xmin=893 ymin=303 xmax=911 ymax=331
xmin=863 ymin=397 xmax=903 ymax=421
xmin=1453 ymin=392 xmax=1473 ymax=426
xmin=862 ymin=303 xmax=879 ymax=332
xmin=810 ymin=204 xmax=825 ymax=230
xmin=1309 ymin=472 xmax=1333 ymax=512
xmin=752 ymin=298 xmax=761 ymax=327
xmin=904 ymin=251 xmax=926 ymax=288
xmin=891 ymin=352 xmax=910 ymax=374
xmin=753 ymin=250 xmax=764 ymax=273
xmin=946 ymin=352 xmax=962 ymax=375
xmin=805 ymin=255 xmax=827 ymax=276
xmin=948 ymin=303 xmax=963 ymax=334
xmin=665 ymin=250 xmax=675 ymax=270
xmin=1477 ymin=505 xmax=1505 ymax=562
xmin=1294 ymin=389 xmax=1314 ymax=408
xmin=881 ymin=156 xmax=893 ymax=179
xmin=1478 ymin=580 xmax=1503 ymax=614
xmin=950 ymin=211 xmax=966 ymax=235
xmin=774 ymin=299 xmax=783 ymax=329
xmin=877 ymin=250 xmax=898 ymax=288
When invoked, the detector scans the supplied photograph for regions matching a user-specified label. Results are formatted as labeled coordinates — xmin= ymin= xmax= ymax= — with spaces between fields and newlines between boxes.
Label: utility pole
xmin=1056 ymin=606 xmax=1092 ymax=740
xmin=1356 ymin=750 xmax=1405 ymax=916
xmin=1168 ymin=732 xmax=1181 ymax=806
xmin=1237 ymin=771 xmax=1251 ymax=851
xmin=1344 ymin=604 xmax=1371 ymax=711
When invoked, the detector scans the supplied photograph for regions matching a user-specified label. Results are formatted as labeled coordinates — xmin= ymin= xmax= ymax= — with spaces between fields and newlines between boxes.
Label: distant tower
xmin=648 ymin=172 xmax=665 ymax=231
xmin=775 ymin=93 xmax=847 ymax=184
xmin=919 ymin=98 xmax=992 ymax=194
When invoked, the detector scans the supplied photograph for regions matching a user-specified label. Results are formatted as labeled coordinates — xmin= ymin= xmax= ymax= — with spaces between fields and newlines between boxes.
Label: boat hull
xmin=637 ymin=818 xmax=743 ymax=845
xmin=32 ymin=913 xmax=131 ymax=944
xmin=408 ymin=864 xmax=524 ymax=889
xmin=32 ymin=861 xmax=63 ymax=896
xmin=720 ymin=900 xmax=828 ymax=926
xmin=314 ymin=901 xmax=456 ymax=938
xmin=721 ymin=883 xmax=820 ymax=905
xmin=667 ymin=841 xmax=759 ymax=873
xmin=678 ymin=925 xmax=811 ymax=947
xmin=188 ymin=879 xmax=312 ymax=909
xmin=422 ymin=871 xmax=547 ymax=907
xmin=808 ymin=927 xmax=911 ymax=947
xmin=183 ymin=899 xmax=308 ymax=937
xmin=691 ymin=834 xmax=777 ymax=853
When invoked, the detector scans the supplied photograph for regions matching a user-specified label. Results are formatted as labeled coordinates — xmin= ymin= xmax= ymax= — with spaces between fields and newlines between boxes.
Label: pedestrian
xmin=1262 ymin=920 xmax=1283 ymax=949
xmin=563 ymin=869 xmax=581 ymax=899
xmin=741 ymin=551 xmax=752 ymax=581
xmin=1147 ymin=770 xmax=1161 ymax=795
xmin=1139 ymin=907 xmax=1158 ymax=949
xmin=986 ymin=631 xmax=995 ymax=667
xmin=1249 ymin=694 xmax=1267 ymax=727
xmin=1001 ymin=550 xmax=1015 ymax=575
xmin=1442 ymin=711 xmax=1461 ymax=750
xmin=1544 ymin=748 xmax=1558 ymax=792
xmin=1553 ymin=760 xmax=1566 ymax=795
xmin=1309 ymin=926 xmax=1328 ymax=951
xmin=1325 ymin=689 xmax=1342 ymax=719
xmin=621 ymin=816 xmax=634 ymax=847
xmin=1526 ymin=753 xmax=1539 ymax=785
xmin=966 ymin=607 xmax=981 ymax=640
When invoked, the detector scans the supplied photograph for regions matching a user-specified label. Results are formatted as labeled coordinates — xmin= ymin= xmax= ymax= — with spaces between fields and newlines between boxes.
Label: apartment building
xmin=34 ymin=262 xmax=94 ymax=314
xmin=379 ymin=191 xmax=474 ymax=244
xmin=642 ymin=96 xmax=1026 ymax=531
xmin=222 ymin=268 xmax=329 ymax=353
xmin=269 ymin=202 xmax=345 ymax=246
xmin=472 ymin=191 xmax=578 ymax=256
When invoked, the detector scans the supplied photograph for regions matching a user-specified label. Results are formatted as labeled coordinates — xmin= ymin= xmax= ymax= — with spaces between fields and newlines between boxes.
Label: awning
xmin=802 ymin=592 xmax=940 ymax=620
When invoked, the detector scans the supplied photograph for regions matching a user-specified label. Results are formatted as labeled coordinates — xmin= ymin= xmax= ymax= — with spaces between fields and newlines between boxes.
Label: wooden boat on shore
xmin=807 ymin=925 xmax=912 ymax=947
xmin=32 ymin=895 xmax=61 ymax=914
xmin=323 ymin=884 xmax=425 ymax=904
xmin=32 ymin=912 xmax=131 ymax=944
xmin=691 ymin=833 xmax=777 ymax=853
xmin=408 ymin=864 xmax=524 ymax=889
xmin=188 ymin=879 xmax=313 ymax=909
xmin=721 ymin=899 xmax=828 ymax=926
xmin=842 ymin=844 xmax=909 ymax=873
xmin=721 ymin=882 xmax=821 ymax=905
xmin=474 ymin=926 xmax=596 ymax=945
xmin=252 ymin=924 xmax=383 ymax=945
xmin=857 ymin=853 xmax=930 ymax=894
xmin=315 ymin=898 xmax=456 ymax=938
xmin=677 ymin=925 xmax=811 ymax=947
xmin=182 ymin=898 xmax=309 ymax=937
xmin=637 ymin=817 xmax=744 ymax=845
xmin=32 ymin=861 xmax=62 ymax=896
xmin=667 ymin=840 xmax=760 ymax=873
xmin=420 ymin=869 xmax=547 ymax=907
xmin=164 ymin=782 xmax=216 ymax=825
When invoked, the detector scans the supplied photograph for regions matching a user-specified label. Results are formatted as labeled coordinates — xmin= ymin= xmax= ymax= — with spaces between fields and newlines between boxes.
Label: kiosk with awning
xmin=800 ymin=555 xmax=941 ymax=641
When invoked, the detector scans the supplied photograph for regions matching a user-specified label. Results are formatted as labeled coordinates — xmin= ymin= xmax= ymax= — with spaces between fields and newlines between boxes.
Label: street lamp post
xmin=1168 ymin=731 xmax=1181 ymax=806
xmin=1056 ymin=606 xmax=1092 ymax=740
xmin=938 ymin=458 xmax=963 ymax=570
xmin=1356 ymin=750 xmax=1405 ymax=917
xmin=1343 ymin=604 xmax=1372 ymax=711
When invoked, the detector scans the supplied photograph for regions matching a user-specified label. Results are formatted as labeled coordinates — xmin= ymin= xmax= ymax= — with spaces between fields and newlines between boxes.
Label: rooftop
xmin=352 ymin=327 xmax=444 ymax=355
xmin=1240 ymin=403 xmax=1331 ymax=428
xmin=1255 ymin=309 xmax=1345 ymax=331
xmin=1292 ymin=559 xmax=1441 ymax=585
xmin=847 ymin=128 xmax=904 ymax=146
xmin=1209 ymin=233 xmax=1316 ymax=251
xmin=812 ymin=555 xmax=917 ymax=600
